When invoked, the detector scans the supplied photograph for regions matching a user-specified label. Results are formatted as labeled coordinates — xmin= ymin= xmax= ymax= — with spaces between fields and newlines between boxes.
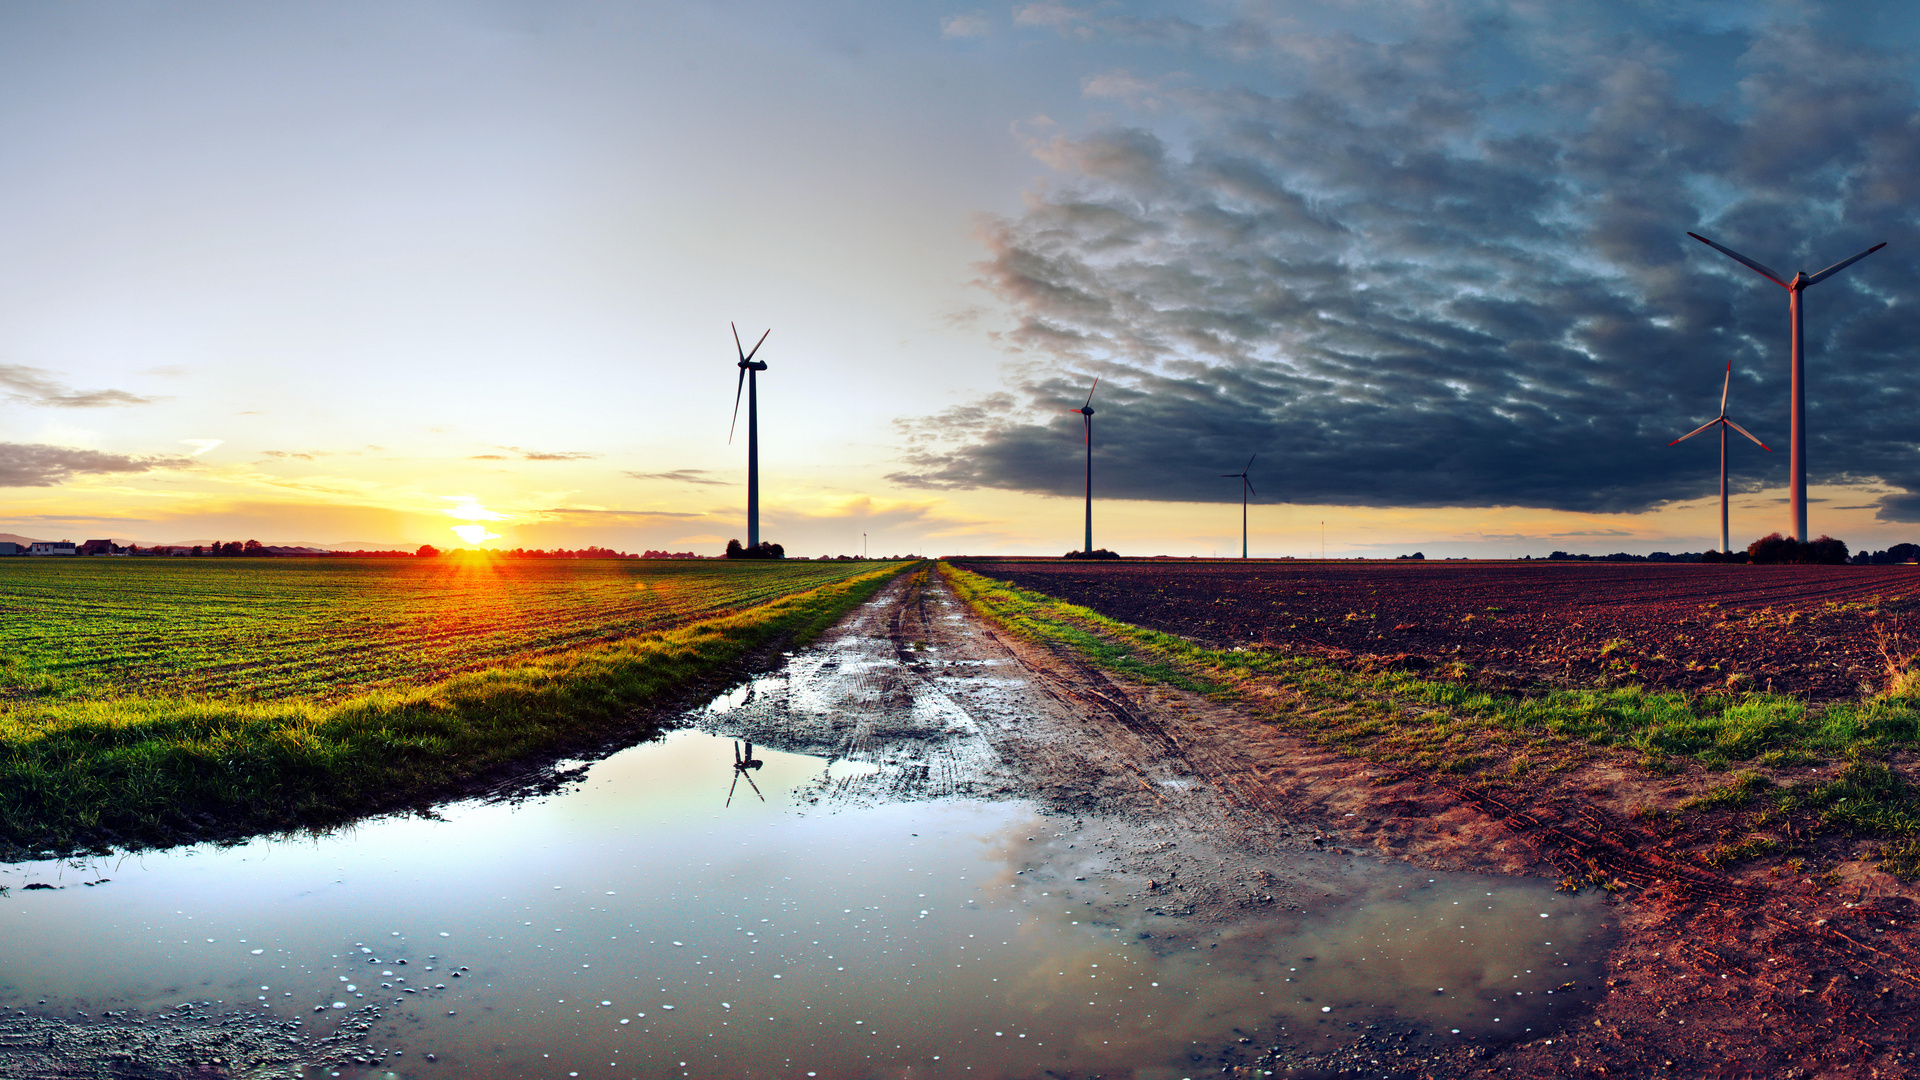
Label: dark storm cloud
xmin=901 ymin=5 xmax=1920 ymax=517
xmin=0 ymin=364 xmax=160 ymax=408
xmin=0 ymin=443 xmax=188 ymax=487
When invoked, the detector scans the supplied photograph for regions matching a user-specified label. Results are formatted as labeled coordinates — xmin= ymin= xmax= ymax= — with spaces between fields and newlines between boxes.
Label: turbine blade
xmin=743 ymin=328 xmax=771 ymax=363
xmin=1687 ymin=232 xmax=1788 ymax=288
xmin=728 ymin=367 xmax=746 ymax=444
xmin=1720 ymin=358 xmax=1731 ymax=416
xmin=1669 ymin=418 xmax=1718 ymax=445
xmin=1245 ymin=453 xmax=1256 ymax=471
xmin=1724 ymin=417 xmax=1771 ymax=451
xmin=1245 ymin=478 xmax=1255 ymax=496
xmin=732 ymin=322 xmax=745 ymax=362
xmin=1806 ymin=241 xmax=1888 ymax=286
xmin=1084 ymin=377 xmax=1099 ymax=409
xmin=1221 ymin=473 xmax=1238 ymax=478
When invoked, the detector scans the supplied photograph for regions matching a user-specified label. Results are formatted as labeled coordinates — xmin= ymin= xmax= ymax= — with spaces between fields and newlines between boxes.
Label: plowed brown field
xmin=955 ymin=560 xmax=1920 ymax=703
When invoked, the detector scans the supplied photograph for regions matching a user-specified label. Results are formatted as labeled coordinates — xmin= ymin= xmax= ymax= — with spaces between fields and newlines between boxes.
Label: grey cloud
xmin=498 ymin=446 xmax=597 ymax=462
xmin=904 ymin=9 xmax=1920 ymax=516
xmin=0 ymin=365 xmax=161 ymax=408
xmin=0 ymin=443 xmax=189 ymax=487
xmin=941 ymin=12 xmax=989 ymax=39
xmin=540 ymin=507 xmax=707 ymax=520
xmin=625 ymin=469 xmax=730 ymax=486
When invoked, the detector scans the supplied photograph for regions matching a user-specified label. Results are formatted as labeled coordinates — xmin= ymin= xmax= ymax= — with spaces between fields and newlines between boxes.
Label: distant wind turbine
xmin=1221 ymin=455 xmax=1255 ymax=559
xmin=1669 ymin=359 xmax=1770 ymax=556
xmin=728 ymin=323 xmax=771 ymax=549
xmin=1073 ymin=378 xmax=1098 ymax=553
xmin=1687 ymin=231 xmax=1885 ymax=542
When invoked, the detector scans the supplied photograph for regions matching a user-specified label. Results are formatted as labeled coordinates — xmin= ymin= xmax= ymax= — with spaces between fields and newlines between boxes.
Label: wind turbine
xmin=1686 ymin=231 xmax=1885 ymax=542
xmin=1221 ymin=454 xmax=1255 ymax=559
xmin=1073 ymin=378 xmax=1098 ymax=553
xmin=1669 ymin=359 xmax=1770 ymax=556
xmin=728 ymin=323 xmax=771 ymax=548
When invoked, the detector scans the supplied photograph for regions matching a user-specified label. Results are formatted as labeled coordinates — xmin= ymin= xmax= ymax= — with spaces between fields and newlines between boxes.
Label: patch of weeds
xmin=1703 ymin=836 xmax=1781 ymax=868
xmin=1681 ymin=771 xmax=1772 ymax=812
xmin=1880 ymin=837 xmax=1920 ymax=881
xmin=1802 ymin=758 xmax=1920 ymax=835
xmin=1636 ymin=750 xmax=1677 ymax=775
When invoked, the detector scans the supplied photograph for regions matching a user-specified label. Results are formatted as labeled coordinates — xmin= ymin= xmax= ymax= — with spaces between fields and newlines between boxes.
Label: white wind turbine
xmin=1669 ymin=359 xmax=1769 ymax=556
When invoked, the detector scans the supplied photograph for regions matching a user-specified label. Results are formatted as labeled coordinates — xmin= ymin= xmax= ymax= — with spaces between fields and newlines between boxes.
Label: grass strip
xmin=942 ymin=562 xmax=1920 ymax=875
xmin=0 ymin=563 xmax=911 ymax=858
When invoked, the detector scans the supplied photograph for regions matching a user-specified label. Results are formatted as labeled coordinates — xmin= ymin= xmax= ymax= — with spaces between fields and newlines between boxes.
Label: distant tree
xmin=191 ymin=545 xmax=204 ymax=557
xmin=1745 ymin=533 xmax=1846 ymax=565
xmin=1700 ymin=549 xmax=1723 ymax=563
xmin=1063 ymin=548 xmax=1120 ymax=560
xmin=1746 ymin=533 xmax=1796 ymax=564
xmin=417 ymin=544 xmax=441 ymax=558
xmin=242 ymin=539 xmax=267 ymax=556
xmin=1809 ymin=535 xmax=1850 ymax=565
xmin=725 ymin=539 xmax=744 ymax=559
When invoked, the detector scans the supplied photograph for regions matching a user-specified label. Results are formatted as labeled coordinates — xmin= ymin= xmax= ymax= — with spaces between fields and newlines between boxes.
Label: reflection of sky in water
xmin=0 ymin=730 xmax=1606 ymax=1078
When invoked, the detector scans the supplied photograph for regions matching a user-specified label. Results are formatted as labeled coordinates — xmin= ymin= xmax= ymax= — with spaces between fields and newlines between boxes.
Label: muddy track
xmin=930 ymin=572 xmax=1920 ymax=1077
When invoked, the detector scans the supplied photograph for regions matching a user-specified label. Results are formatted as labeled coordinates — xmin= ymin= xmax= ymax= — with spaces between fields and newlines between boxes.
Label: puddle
xmin=0 ymin=727 xmax=1608 ymax=1078
xmin=0 ymin=577 xmax=1614 ymax=1077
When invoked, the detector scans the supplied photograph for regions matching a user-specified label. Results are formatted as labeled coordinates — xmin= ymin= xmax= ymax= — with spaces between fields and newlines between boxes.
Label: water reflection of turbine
xmin=726 ymin=740 xmax=765 ymax=806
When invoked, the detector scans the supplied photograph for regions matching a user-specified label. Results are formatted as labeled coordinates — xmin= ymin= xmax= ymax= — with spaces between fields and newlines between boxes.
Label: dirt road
xmin=698 ymin=566 xmax=1920 ymax=1078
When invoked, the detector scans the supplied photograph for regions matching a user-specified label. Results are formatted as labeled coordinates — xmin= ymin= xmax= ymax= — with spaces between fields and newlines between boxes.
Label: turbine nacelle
xmin=728 ymin=322 xmax=771 ymax=445
xmin=1075 ymin=377 xmax=1099 ymax=417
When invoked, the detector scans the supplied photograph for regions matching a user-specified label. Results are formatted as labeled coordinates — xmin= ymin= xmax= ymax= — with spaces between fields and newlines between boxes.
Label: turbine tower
xmin=1687 ymin=231 xmax=1885 ymax=542
xmin=1221 ymin=454 xmax=1255 ymax=559
xmin=1669 ymin=359 xmax=1769 ymax=556
xmin=1074 ymin=379 xmax=1098 ymax=553
xmin=728 ymin=323 xmax=771 ymax=548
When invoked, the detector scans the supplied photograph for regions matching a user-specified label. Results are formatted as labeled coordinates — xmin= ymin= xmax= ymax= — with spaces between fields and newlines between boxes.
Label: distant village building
xmin=78 ymin=539 xmax=115 ymax=556
xmin=28 ymin=541 xmax=76 ymax=556
xmin=0 ymin=542 xmax=19 ymax=556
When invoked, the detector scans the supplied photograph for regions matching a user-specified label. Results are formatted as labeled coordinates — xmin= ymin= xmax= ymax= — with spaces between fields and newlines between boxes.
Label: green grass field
xmin=1 ymin=557 xmax=892 ymax=702
xmin=0 ymin=557 xmax=910 ymax=855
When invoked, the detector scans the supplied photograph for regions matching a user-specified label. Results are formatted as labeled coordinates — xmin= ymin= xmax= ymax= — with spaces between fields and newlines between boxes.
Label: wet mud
xmin=695 ymin=569 xmax=1617 ymax=1075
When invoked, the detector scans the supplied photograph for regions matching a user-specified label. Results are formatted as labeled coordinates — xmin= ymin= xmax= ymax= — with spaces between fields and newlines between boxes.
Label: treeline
xmin=483 ymin=546 xmax=639 ymax=560
xmin=132 ymin=543 xmax=644 ymax=559
xmin=1537 ymin=535 xmax=1920 ymax=566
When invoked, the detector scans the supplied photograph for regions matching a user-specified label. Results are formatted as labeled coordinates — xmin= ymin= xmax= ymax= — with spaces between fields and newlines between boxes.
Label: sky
xmin=4 ymin=0 xmax=1920 ymax=558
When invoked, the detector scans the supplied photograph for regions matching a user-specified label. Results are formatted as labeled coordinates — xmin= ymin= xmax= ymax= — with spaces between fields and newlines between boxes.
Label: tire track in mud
xmin=939 ymin=574 xmax=1920 ymax=1076
xmin=694 ymin=568 xmax=1426 ymax=919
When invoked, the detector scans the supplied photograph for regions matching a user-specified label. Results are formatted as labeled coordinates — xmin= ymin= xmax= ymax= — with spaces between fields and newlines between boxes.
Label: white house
xmin=27 ymin=541 xmax=76 ymax=556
